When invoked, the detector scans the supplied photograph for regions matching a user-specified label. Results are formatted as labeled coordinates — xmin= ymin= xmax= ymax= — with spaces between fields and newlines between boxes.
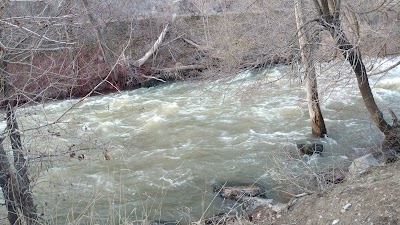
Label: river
xmin=4 ymin=58 xmax=400 ymax=224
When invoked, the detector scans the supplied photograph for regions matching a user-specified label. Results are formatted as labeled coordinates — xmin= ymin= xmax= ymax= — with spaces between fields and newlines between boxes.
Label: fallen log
xmin=155 ymin=64 xmax=207 ymax=72
xmin=182 ymin=37 xmax=208 ymax=51
xmin=132 ymin=14 xmax=177 ymax=67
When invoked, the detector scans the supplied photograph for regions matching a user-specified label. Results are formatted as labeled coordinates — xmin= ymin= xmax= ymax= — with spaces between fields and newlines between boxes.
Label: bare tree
xmin=0 ymin=23 xmax=39 ymax=225
xmin=294 ymin=0 xmax=327 ymax=137
xmin=0 ymin=105 xmax=40 ymax=225
xmin=312 ymin=0 xmax=399 ymax=155
xmin=81 ymin=0 xmax=115 ymax=71
xmin=61 ymin=0 xmax=79 ymax=75
xmin=0 ymin=0 xmax=73 ymax=223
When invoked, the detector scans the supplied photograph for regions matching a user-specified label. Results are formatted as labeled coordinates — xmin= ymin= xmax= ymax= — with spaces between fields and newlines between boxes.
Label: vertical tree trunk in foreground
xmin=0 ymin=138 xmax=20 ymax=225
xmin=1 ymin=2 xmax=39 ymax=219
xmin=0 ymin=66 xmax=40 ymax=225
xmin=6 ymin=102 xmax=39 ymax=225
xmin=294 ymin=0 xmax=327 ymax=137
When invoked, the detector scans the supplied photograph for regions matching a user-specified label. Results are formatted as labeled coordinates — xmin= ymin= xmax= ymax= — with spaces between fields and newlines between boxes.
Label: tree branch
xmin=369 ymin=60 xmax=400 ymax=76
xmin=0 ymin=19 xmax=75 ymax=45
xmin=155 ymin=64 xmax=206 ymax=72
xmin=388 ymin=108 xmax=398 ymax=128
xmin=182 ymin=37 xmax=208 ymax=51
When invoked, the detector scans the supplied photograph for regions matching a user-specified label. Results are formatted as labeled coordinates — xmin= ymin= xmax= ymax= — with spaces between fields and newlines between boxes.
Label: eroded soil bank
xmin=264 ymin=161 xmax=400 ymax=225
xmin=4 ymin=11 xmax=399 ymax=107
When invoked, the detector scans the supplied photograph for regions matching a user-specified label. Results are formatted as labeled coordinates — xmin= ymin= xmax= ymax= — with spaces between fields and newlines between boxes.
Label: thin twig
xmin=0 ymin=20 xmax=75 ymax=45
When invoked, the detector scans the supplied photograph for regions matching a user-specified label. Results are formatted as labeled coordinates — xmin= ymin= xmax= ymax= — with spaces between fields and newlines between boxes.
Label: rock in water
xmin=349 ymin=153 xmax=379 ymax=177
xmin=213 ymin=183 xmax=265 ymax=200
xmin=242 ymin=196 xmax=274 ymax=216
xmin=296 ymin=143 xmax=323 ymax=155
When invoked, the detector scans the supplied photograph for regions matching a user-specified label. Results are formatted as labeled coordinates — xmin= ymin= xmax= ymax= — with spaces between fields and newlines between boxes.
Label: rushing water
xmin=3 ymin=58 xmax=400 ymax=223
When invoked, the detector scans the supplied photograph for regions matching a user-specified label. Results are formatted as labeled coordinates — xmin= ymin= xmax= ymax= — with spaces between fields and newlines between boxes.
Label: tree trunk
xmin=62 ymin=0 xmax=79 ymax=76
xmin=0 ymin=4 xmax=22 ymax=222
xmin=314 ymin=0 xmax=391 ymax=135
xmin=0 ymin=134 xmax=39 ymax=225
xmin=333 ymin=33 xmax=391 ymax=134
xmin=295 ymin=0 xmax=327 ymax=137
xmin=1 ymin=29 xmax=39 ymax=225
xmin=313 ymin=0 xmax=399 ymax=157
xmin=0 ymin=139 xmax=21 ymax=225
xmin=0 ymin=69 xmax=40 ymax=225
xmin=81 ymin=0 xmax=115 ymax=71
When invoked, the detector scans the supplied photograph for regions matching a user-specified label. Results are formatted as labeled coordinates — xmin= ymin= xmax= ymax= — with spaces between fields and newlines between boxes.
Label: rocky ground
xmin=170 ymin=149 xmax=400 ymax=225
xmin=264 ymin=161 xmax=400 ymax=225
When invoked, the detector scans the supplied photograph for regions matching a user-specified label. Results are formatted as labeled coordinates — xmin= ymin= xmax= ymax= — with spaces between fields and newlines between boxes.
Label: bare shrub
xmin=267 ymin=145 xmax=351 ymax=195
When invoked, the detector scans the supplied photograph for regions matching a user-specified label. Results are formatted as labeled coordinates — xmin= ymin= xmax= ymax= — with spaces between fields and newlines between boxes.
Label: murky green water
xmin=3 ymin=59 xmax=399 ymax=224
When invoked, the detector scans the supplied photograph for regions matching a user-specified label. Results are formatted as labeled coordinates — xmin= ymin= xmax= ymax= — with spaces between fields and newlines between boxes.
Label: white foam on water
xmin=158 ymin=168 xmax=193 ymax=188
xmin=374 ymin=77 xmax=400 ymax=90
xmin=94 ymin=120 xmax=123 ymax=133
xmin=159 ymin=176 xmax=187 ymax=188
xmin=15 ymin=59 xmax=399 ymax=222
xmin=264 ymin=131 xmax=305 ymax=139
xmin=165 ymin=156 xmax=181 ymax=160
xmin=321 ymin=136 xmax=338 ymax=146
xmin=160 ymin=102 xmax=180 ymax=116
xmin=139 ymin=148 xmax=168 ymax=158
xmin=227 ymin=70 xmax=253 ymax=83
xmin=43 ymin=99 xmax=78 ymax=112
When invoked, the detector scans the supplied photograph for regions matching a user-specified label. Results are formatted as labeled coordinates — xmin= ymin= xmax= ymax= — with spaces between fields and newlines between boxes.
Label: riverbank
xmin=4 ymin=10 xmax=399 ymax=107
xmin=0 ymin=158 xmax=399 ymax=225
xmin=196 ymin=158 xmax=400 ymax=225
xmin=270 ymin=160 xmax=400 ymax=225
xmin=2 ymin=4 xmax=400 ymax=224
xmin=0 ymin=57 xmax=398 ymax=225
xmin=171 ymin=144 xmax=400 ymax=225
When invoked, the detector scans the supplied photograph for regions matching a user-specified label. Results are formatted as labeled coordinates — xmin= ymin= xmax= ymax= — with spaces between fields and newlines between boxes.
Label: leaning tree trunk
xmin=312 ymin=0 xmax=399 ymax=154
xmin=131 ymin=14 xmax=177 ymax=68
xmin=295 ymin=0 xmax=327 ymax=137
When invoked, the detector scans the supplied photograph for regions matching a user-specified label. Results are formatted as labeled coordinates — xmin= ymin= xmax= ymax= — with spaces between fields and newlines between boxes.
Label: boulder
xmin=349 ymin=153 xmax=379 ymax=177
xmin=213 ymin=183 xmax=265 ymax=200
xmin=296 ymin=143 xmax=323 ymax=155
xmin=373 ymin=148 xmax=399 ymax=164
xmin=271 ymin=203 xmax=287 ymax=213
xmin=242 ymin=196 xmax=274 ymax=216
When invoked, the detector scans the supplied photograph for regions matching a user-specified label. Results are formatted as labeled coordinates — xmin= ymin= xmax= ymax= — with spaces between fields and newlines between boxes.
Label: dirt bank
xmin=4 ymin=11 xmax=399 ymax=106
xmin=265 ymin=161 xmax=400 ymax=225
